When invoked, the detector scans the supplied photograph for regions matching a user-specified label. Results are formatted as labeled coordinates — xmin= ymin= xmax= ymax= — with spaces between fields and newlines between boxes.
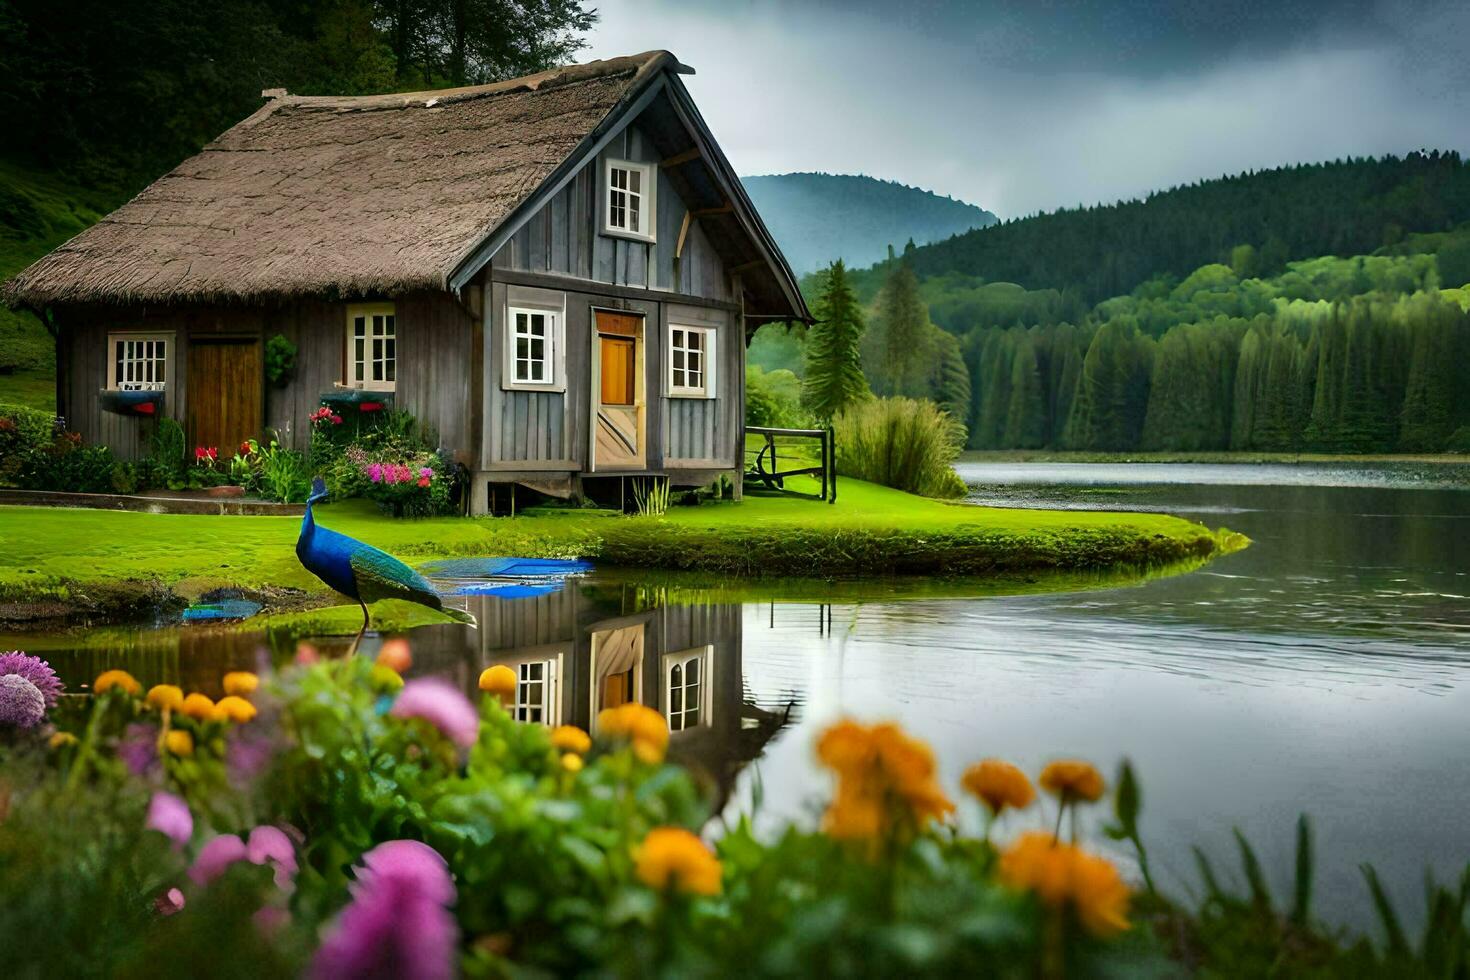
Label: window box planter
xmin=99 ymin=388 xmax=165 ymax=417
xmin=320 ymin=389 xmax=394 ymax=414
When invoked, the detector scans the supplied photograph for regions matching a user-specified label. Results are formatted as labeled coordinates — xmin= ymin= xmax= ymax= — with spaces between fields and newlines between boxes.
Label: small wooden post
xmin=828 ymin=424 xmax=837 ymax=504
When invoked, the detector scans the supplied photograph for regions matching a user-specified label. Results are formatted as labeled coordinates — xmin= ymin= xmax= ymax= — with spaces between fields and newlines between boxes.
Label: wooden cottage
xmin=2 ymin=51 xmax=809 ymax=512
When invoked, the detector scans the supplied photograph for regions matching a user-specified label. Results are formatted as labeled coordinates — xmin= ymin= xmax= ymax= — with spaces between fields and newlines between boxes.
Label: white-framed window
xmin=346 ymin=304 xmax=396 ymax=391
xmin=107 ymin=333 xmax=172 ymax=391
xmin=506 ymin=306 xmax=558 ymax=387
xmin=510 ymin=659 xmax=560 ymax=726
xmin=604 ymin=158 xmax=655 ymax=241
xmin=668 ymin=325 xmax=716 ymax=398
xmin=662 ymin=646 xmax=713 ymax=733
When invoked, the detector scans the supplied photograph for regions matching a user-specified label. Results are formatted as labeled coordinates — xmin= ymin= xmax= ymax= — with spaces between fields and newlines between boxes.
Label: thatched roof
xmin=3 ymin=52 xmax=677 ymax=307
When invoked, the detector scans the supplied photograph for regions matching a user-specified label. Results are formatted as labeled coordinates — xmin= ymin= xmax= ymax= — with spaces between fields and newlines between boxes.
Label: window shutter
xmin=704 ymin=329 xmax=718 ymax=400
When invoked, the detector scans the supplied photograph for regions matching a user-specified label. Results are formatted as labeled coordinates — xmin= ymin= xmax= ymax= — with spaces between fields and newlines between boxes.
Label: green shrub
xmin=834 ymin=396 xmax=967 ymax=498
xmin=746 ymin=365 xmax=813 ymax=429
xmin=258 ymin=439 xmax=310 ymax=503
xmin=1446 ymin=425 xmax=1470 ymax=453
xmin=19 ymin=437 xmax=117 ymax=494
xmin=0 ymin=402 xmax=55 ymax=486
xmin=147 ymin=417 xmax=186 ymax=484
xmin=264 ymin=333 xmax=297 ymax=386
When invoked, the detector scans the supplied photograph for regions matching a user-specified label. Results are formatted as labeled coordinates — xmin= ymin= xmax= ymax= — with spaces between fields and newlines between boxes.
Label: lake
xmin=12 ymin=460 xmax=1470 ymax=930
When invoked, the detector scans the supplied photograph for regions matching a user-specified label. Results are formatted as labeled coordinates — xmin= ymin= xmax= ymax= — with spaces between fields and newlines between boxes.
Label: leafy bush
xmin=258 ymin=439 xmax=310 ymax=504
xmin=15 ymin=428 xmax=118 ymax=494
xmin=264 ymin=334 xmax=297 ymax=386
xmin=310 ymin=407 xmax=459 ymax=516
xmin=745 ymin=365 xmax=813 ymax=429
xmin=0 ymin=402 xmax=56 ymax=485
xmin=834 ymin=396 xmax=967 ymax=498
xmin=147 ymin=417 xmax=187 ymax=485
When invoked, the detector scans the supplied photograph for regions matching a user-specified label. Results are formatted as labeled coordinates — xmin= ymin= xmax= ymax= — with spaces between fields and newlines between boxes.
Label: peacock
xmin=296 ymin=478 xmax=476 ymax=654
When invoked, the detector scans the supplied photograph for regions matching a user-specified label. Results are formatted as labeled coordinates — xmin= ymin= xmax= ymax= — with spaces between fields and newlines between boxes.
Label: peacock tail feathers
xmin=349 ymin=547 xmax=442 ymax=609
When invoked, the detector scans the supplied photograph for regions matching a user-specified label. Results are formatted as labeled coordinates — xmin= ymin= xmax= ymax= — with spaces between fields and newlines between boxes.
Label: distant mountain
xmin=741 ymin=173 xmax=996 ymax=275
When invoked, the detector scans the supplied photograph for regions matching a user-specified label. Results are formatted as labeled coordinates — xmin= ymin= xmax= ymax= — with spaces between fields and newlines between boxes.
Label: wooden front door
xmin=186 ymin=337 xmax=262 ymax=454
xmin=592 ymin=311 xmax=644 ymax=470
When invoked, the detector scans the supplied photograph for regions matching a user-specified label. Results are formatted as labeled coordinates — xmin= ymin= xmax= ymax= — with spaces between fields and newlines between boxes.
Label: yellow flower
xmin=179 ymin=693 xmax=216 ymax=721
xmin=222 ymin=671 xmax=260 ymax=697
xmin=635 ymin=827 xmax=722 ymax=896
xmin=999 ymin=831 xmax=1130 ymax=937
xmin=478 ymin=664 xmax=517 ymax=699
xmin=550 ymin=725 xmax=592 ymax=755
xmin=597 ymin=703 xmax=669 ymax=764
xmin=370 ymin=664 xmax=405 ymax=693
xmin=962 ymin=759 xmax=1036 ymax=816
xmin=560 ymin=752 xmax=584 ymax=773
xmin=1039 ymin=760 xmax=1105 ymax=803
xmin=164 ymin=729 xmax=194 ymax=757
xmin=375 ymin=639 xmax=412 ymax=674
xmin=48 ymin=731 xmax=78 ymax=750
xmin=212 ymin=695 xmax=258 ymax=723
xmin=146 ymin=684 xmax=185 ymax=711
xmin=94 ymin=670 xmax=141 ymax=696
xmin=815 ymin=719 xmax=955 ymax=841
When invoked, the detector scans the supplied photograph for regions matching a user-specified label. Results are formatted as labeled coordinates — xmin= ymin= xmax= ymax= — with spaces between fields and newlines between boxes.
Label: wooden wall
xmin=489 ymin=123 xmax=732 ymax=302
xmin=54 ymin=292 xmax=474 ymax=463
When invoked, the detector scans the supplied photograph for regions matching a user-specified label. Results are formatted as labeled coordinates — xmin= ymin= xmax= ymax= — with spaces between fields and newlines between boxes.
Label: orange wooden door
xmin=186 ymin=339 xmax=262 ymax=454
xmin=599 ymin=336 xmax=635 ymax=406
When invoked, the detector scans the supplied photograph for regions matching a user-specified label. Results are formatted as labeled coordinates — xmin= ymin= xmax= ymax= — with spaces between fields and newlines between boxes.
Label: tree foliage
xmin=802 ymin=260 xmax=871 ymax=421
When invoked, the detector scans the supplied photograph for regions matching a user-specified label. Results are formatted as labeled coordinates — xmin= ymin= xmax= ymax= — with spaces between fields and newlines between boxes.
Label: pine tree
xmin=931 ymin=328 xmax=972 ymax=431
xmin=866 ymin=259 xmax=931 ymax=396
xmin=802 ymin=260 xmax=871 ymax=421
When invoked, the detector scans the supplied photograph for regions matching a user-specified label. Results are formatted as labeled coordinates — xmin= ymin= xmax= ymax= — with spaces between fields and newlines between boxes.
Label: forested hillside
xmin=742 ymin=174 xmax=994 ymax=275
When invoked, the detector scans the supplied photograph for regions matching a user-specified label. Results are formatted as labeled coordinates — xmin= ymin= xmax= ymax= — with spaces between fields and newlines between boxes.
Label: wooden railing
xmin=743 ymin=425 xmax=836 ymax=503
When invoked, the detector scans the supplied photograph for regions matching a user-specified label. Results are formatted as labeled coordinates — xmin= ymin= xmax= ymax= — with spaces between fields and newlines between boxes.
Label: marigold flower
xmin=962 ymin=759 xmax=1036 ymax=816
xmin=376 ymin=639 xmax=412 ymax=674
xmin=180 ymin=692 xmax=216 ymax=720
xmin=48 ymin=730 xmax=78 ymax=750
xmin=598 ymin=703 xmax=669 ymax=764
xmin=165 ymin=729 xmax=194 ymax=756
xmin=213 ymin=695 xmax=258 ymax=723
xmin=561 ymin=753 xmax=584 ymax=773
xmin=94 ymin=669 xmax=142 ymax=696
xmin=999 ymin=831 xmax=1130 ymax=937
xmin=1040 ymin=760 xmax=1105 ymax=803
xmin=222 ymin=671 xmax=260 ymax=697
xmin=147 ymin=684 xmax=185 ymax=711
xmin=370 ymin=664 xmax=405 ymax=693
xmin=478 ymin=664 xmax=516 ymax=698
xmin=550 ymin=725 xmax=591 ymax=755
xmin=816 ymin=720 xmax=955 ymax=841
xmin=635 ymin=827 xmax=722 ymax=896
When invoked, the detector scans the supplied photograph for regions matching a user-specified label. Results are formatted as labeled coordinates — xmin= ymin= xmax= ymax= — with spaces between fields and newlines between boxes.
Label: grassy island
xmin=0 ymin=477 xmax=1241 ymax=621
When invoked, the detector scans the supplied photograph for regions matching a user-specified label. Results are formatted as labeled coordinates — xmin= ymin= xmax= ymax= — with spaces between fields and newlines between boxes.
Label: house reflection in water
xmin=409 ymin=581 xmax=796 ymax=809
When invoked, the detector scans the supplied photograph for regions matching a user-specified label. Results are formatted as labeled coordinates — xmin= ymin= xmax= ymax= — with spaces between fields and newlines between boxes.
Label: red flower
xmin=331 ymin=414 xmax=343 ymax=425
xmin=360 ymin=402 xmax=383 ymax=413
xmin=239 ymin=441 xmax=253 ymax=456
xmin=416 ymin=475 xmax=430 ymax=488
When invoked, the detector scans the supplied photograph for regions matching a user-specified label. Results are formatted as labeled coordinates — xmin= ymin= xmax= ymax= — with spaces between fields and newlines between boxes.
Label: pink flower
xmin=331 ymin=415 xmax=343 ymax=425
xmin=254 ymin=905 xmax=291 ymax=937
xmin=155 ymin=887 xmax=186 ymax=916
xmin=0 ymin=652 xmax=63 ymax=707
xmin=389 ymin=678 xmax=480 ymax=748
xmin=247 ymin=825 xmax=299 ymax=891
xmin=367 ymin=463 xmax=384 ymax=483
xmin=311 ymin=840 xmax=458 ymax=980
xmin=418 ymin=467 xmax=432 ymax=479
xmin=190 ymin=834 xmax=248 ymax=886
xmin=145 ymin=791 xmax=193 ymax=850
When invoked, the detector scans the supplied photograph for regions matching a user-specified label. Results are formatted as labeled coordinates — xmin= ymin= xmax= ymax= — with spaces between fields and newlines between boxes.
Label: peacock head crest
xmin=307 ymin=477 xmax=329 ymax=505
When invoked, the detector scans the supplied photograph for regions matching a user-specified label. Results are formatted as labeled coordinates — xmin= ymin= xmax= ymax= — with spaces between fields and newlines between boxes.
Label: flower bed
xmin=1 ymin=641 xmax=1461 ymax=976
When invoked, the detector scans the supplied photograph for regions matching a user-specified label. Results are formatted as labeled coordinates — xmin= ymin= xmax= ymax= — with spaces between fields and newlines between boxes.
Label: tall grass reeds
xmin=833 ymin=396 xmax=967 ymax=498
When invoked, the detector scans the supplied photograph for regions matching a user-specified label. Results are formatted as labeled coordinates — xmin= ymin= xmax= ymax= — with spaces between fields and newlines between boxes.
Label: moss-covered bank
xmin=0 ymin=477 xmax=1242 ymax=624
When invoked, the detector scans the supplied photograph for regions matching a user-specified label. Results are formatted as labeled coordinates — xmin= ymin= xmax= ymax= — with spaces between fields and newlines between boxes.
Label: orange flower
xmin=375 ymin=639 xmax=412 ymax=674
xmin=1039 ymin=760 xmax=1105 ymax=803
xmin=478 ymin=664 xmax=516 ymax=699
xmin=212 ymin=695 xmax=258 ymax=723
xmin=146 ymin=684 xmax=185 ymax=711
xmin=94 ymin=670 xmax=141 ymax=696
xmin=999 ymin=831 xmax=1130 ymax=937
xmin=222 ymin=671 xmax=260 ymax=697
xmin=164 ymin=729 xmax=195 ymax=757
xmin=598 ymin=703 xmax=669 ymax=764
xmin=962 ymin=759 xmax=1035 ymax=816
xmin=635 ymin=827 xmax=722 ymax=896
xmin=180 ymin=693 xmax=216 ymax=721
xmin=815 ymin=720 xmax=955 ymax=842
xmin=550 ymin=725 xmax=592 ymax=755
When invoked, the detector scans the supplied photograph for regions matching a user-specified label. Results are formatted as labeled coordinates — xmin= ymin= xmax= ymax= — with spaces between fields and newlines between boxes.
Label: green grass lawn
xmin=0 ymin=476 xmax=1238 ymax=609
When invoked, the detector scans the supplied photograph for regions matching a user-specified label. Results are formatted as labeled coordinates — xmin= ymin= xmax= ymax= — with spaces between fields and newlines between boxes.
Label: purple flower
xmin=247 ymin=825 xmax=299 ymax=891
xmin=311 ymin=840 xmax=458 ymax=980
xmin=190 ymin=834 xmax=248 ymax=886
xmin=0 ymin=674 xmax=45 ymax=728
xmin=145 ymin=791 xmax=193 ymax=849
xmin=227 ymin=725 xmax=277 ymax=785
xmin=367 ymin=463 xmax=383 ymax=483
xmin=389 ymin=678 xmax=480 ymax=749
xmin=0 ymin=652 xmax=62 ymax=707
xmin=118 ymin=722 xmax=160 ymax=776
xmin=418 ymin=467 xmax=432 ymax=479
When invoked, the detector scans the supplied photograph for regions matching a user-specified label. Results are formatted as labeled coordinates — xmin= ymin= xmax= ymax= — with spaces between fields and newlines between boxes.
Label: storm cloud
xmin=584 ymin=0 xmax=1470 ymax=217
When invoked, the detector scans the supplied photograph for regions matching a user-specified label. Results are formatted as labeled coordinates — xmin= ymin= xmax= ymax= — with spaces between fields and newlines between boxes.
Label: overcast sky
xmin=583 ymin=0 xmax=1470 ymax=218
